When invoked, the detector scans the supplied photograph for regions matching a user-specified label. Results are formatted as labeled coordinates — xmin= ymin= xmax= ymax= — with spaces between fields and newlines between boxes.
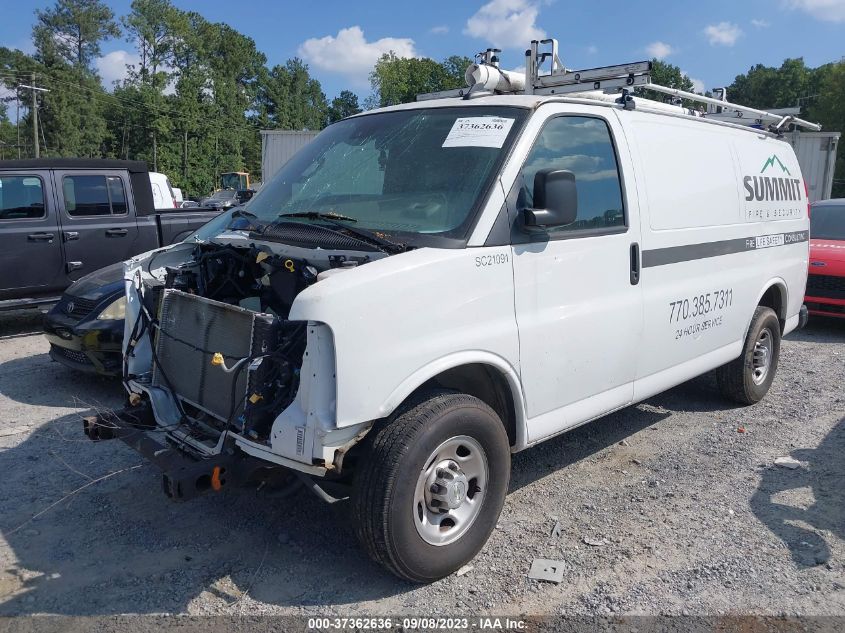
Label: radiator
xmin=152 ymin=290 xmax=279 ymax=422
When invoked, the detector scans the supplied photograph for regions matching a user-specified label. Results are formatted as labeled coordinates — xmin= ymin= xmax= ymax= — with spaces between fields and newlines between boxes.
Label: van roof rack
xmin=416 ymin=38 xmax=822 ymax=133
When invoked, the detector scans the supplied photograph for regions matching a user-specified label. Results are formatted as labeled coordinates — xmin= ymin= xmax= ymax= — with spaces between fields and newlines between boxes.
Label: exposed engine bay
xmin=125 ymin=228 xmax=387 ymax=454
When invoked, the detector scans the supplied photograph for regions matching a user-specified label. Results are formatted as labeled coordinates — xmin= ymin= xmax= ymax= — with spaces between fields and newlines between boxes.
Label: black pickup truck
xmin=0 ymin=158 xmax=221 ymax=310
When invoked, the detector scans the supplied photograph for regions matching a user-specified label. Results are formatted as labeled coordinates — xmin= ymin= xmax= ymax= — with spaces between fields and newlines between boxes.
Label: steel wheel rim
xmin=751 ymin=327 xmax=774 ymax=385
xmin=413 ymin=435 xmax=489 ymax=546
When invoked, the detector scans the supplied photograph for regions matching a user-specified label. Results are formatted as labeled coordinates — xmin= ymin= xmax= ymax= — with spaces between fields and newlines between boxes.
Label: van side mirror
xmin=522 ymin=169 xmax=578 ymax=228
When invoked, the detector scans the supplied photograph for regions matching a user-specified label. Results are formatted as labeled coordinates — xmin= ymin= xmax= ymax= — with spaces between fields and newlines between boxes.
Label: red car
xmin=805 ymin=199 xmax=845 ymax=318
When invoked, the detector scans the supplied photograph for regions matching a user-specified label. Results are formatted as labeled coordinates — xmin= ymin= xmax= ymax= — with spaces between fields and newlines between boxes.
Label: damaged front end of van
xmin=83 ymin=227 xmax=392 ymax=500
xmin=81 ymin=103 xmax=528 ymax=502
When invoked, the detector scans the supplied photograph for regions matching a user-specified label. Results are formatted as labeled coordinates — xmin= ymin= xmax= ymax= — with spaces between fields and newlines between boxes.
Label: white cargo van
xmin=148 ymin=171 xmax=177 ymax=208
xmin=85 ymin=41 xmax=815 ymax=582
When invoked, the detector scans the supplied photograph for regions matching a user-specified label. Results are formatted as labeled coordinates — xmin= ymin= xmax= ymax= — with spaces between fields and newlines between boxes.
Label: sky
xmin=1 ymin=0 xmax=844 ymax=104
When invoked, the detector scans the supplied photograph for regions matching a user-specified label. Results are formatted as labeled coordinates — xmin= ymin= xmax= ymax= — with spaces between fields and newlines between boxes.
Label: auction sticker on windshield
xmin=442 ymin=117 xmax=515 ymax=148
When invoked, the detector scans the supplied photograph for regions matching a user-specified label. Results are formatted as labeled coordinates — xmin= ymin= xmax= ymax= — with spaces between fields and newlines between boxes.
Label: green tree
xmin=327 ymin=90 xmax=361 ymax=124
xmin=0 ymin=46 xmax=38 ymax=157
xmin=726 ymin=58 xmax=825 ymax=111
xmin=30 ymin=0 xmax=120 ymax=157
xmin=166 ymin=9 xmax=214 ymax=192
xmin=114 ymin=0 xmax=179 ymax=171
xmin=442 ymin=55 xmax=474 ymax=87
xmin=649 ymin=60 xmax=695 ymax=91
xmin=38 ymin=69 xmax=112 ymax=157
xmin=202 ymin=22 xmax=266 ymax=187
xmin=0 ymin=100 xmax=19 ymax=159
xmin=369 ymin=53 xmax=458 ymax=107
xmin=33 ymin=0 xmax=120 ymax=69
xmin=808 ymin=59 xmax=845 ymax=197
xmin=637 ymin=59 xmax=695 ymax=105
xmin=108 ymin=7 xmax=270 ymax=195
xmin=257 ymin=58 xmax=328 ymax=130
xmin=122 ymin=0 xmax=176 ymax=80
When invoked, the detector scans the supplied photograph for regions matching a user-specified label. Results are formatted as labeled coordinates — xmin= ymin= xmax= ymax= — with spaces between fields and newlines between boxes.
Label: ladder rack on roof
xmin=416 ymin=38 xmax=822 ymax=133
xmin=523 ymin=39 xmax=654 ymax=96
xmin=637 ymin=83 xmax=821 ymax=132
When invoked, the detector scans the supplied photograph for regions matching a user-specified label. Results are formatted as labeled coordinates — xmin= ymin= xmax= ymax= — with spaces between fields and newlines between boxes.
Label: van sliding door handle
xmin=105 ymin=228 xmax=128 ymax=237
xmin=630 ymin=242 xmax=640 ymax=285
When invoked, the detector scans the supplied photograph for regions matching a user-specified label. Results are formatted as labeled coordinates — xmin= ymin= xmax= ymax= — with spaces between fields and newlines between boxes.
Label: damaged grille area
xmin=153 ymin=290 xmax=266 ymax=420
xmin=152 ymin=289 xmax=305 ymax=441
xmin=137 ymin=240 xmax=357 ymax=443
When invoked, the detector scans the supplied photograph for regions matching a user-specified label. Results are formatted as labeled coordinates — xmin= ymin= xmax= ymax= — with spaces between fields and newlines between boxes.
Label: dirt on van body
xmin=0 ymin=310 xmax=843 ymax=619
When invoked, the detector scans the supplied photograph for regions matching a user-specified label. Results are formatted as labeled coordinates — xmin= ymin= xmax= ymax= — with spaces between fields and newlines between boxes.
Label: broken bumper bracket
xmin=83 ymin=405 xmax=277 ymax=501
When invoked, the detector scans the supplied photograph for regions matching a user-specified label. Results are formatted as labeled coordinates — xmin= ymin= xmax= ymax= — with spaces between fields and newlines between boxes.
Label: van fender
xmin=749 ymin=277 xmax=788 ymax=333
xmin=378 ymin=351 xmax=529 ymax=449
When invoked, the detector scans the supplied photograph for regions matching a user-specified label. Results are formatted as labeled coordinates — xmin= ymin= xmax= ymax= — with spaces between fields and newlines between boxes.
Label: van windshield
xmin=811 ymin=204 xmax=845 ymax=240
xmin=246 ymin=106 xmax=527 ymax=245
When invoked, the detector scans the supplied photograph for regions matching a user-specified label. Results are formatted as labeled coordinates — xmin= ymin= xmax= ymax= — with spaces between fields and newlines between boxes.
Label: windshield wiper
xmin=278 ymin=211 xmax=358 ymax=222
xmin=275 ymin=211 xmax=406 ymax=253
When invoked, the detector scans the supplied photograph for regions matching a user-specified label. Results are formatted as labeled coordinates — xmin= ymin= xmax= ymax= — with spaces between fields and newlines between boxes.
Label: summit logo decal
xmin=761 ymin=154 xmax=791 ymax=176
xmin=743 ymin=155 xmax=801 ymax=203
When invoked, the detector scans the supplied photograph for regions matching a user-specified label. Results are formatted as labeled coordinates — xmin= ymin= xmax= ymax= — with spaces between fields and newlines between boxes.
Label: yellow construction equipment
xmin=220 ymin=172 xmax=250 ymax=191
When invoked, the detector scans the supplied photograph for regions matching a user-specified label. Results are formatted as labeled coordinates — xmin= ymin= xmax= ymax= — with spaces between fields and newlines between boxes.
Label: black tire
xmin=352 ymin=390 xmax=511 ymax=583
xmin=717 ymin=306 xmax=781 ymax=405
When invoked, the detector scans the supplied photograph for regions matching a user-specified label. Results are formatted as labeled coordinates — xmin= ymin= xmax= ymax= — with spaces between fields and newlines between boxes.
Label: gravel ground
xmin=0 ymin=310 xmax=843 ymax=617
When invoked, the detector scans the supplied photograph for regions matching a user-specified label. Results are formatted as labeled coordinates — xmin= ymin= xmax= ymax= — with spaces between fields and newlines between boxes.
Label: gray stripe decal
xmin=642 ymin=230 xmax=808 ymax=268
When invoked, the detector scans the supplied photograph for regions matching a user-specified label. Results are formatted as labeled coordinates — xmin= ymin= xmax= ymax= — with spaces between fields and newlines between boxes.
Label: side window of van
xmin=63 ymin=175 xmax=128 ymax=216
xmin=520 ymin=116 xmax=625 ymax=234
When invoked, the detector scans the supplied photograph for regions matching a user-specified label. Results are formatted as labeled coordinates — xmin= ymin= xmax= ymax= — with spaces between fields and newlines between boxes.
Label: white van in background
xmin=148 ymin=171 xmax=177 ymax=208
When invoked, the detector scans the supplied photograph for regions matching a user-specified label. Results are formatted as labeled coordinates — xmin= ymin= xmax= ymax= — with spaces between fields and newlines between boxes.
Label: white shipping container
xmin=261 ymin=130 xmax=320 ymax=184
xmin=786 ymin=131 xmax=840 ymax=202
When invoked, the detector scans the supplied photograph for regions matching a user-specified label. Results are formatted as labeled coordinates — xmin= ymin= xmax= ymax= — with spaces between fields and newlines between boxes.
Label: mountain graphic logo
xmin=761 ymin=154 xmax=791 ymax=176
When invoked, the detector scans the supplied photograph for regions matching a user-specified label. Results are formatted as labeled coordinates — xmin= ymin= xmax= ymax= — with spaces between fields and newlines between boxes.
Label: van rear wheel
xmin=717 ymin=306 xmax=781 ymax=405
xmin=352 ymin=391 xmax=510 ymax=583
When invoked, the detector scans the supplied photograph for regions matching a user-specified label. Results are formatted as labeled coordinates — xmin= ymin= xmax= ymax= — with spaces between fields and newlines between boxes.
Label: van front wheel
xmin=717 ymin=306 xmax=781 ymax=405
xmin=352 ymin=391 xmax=511 ymax=583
